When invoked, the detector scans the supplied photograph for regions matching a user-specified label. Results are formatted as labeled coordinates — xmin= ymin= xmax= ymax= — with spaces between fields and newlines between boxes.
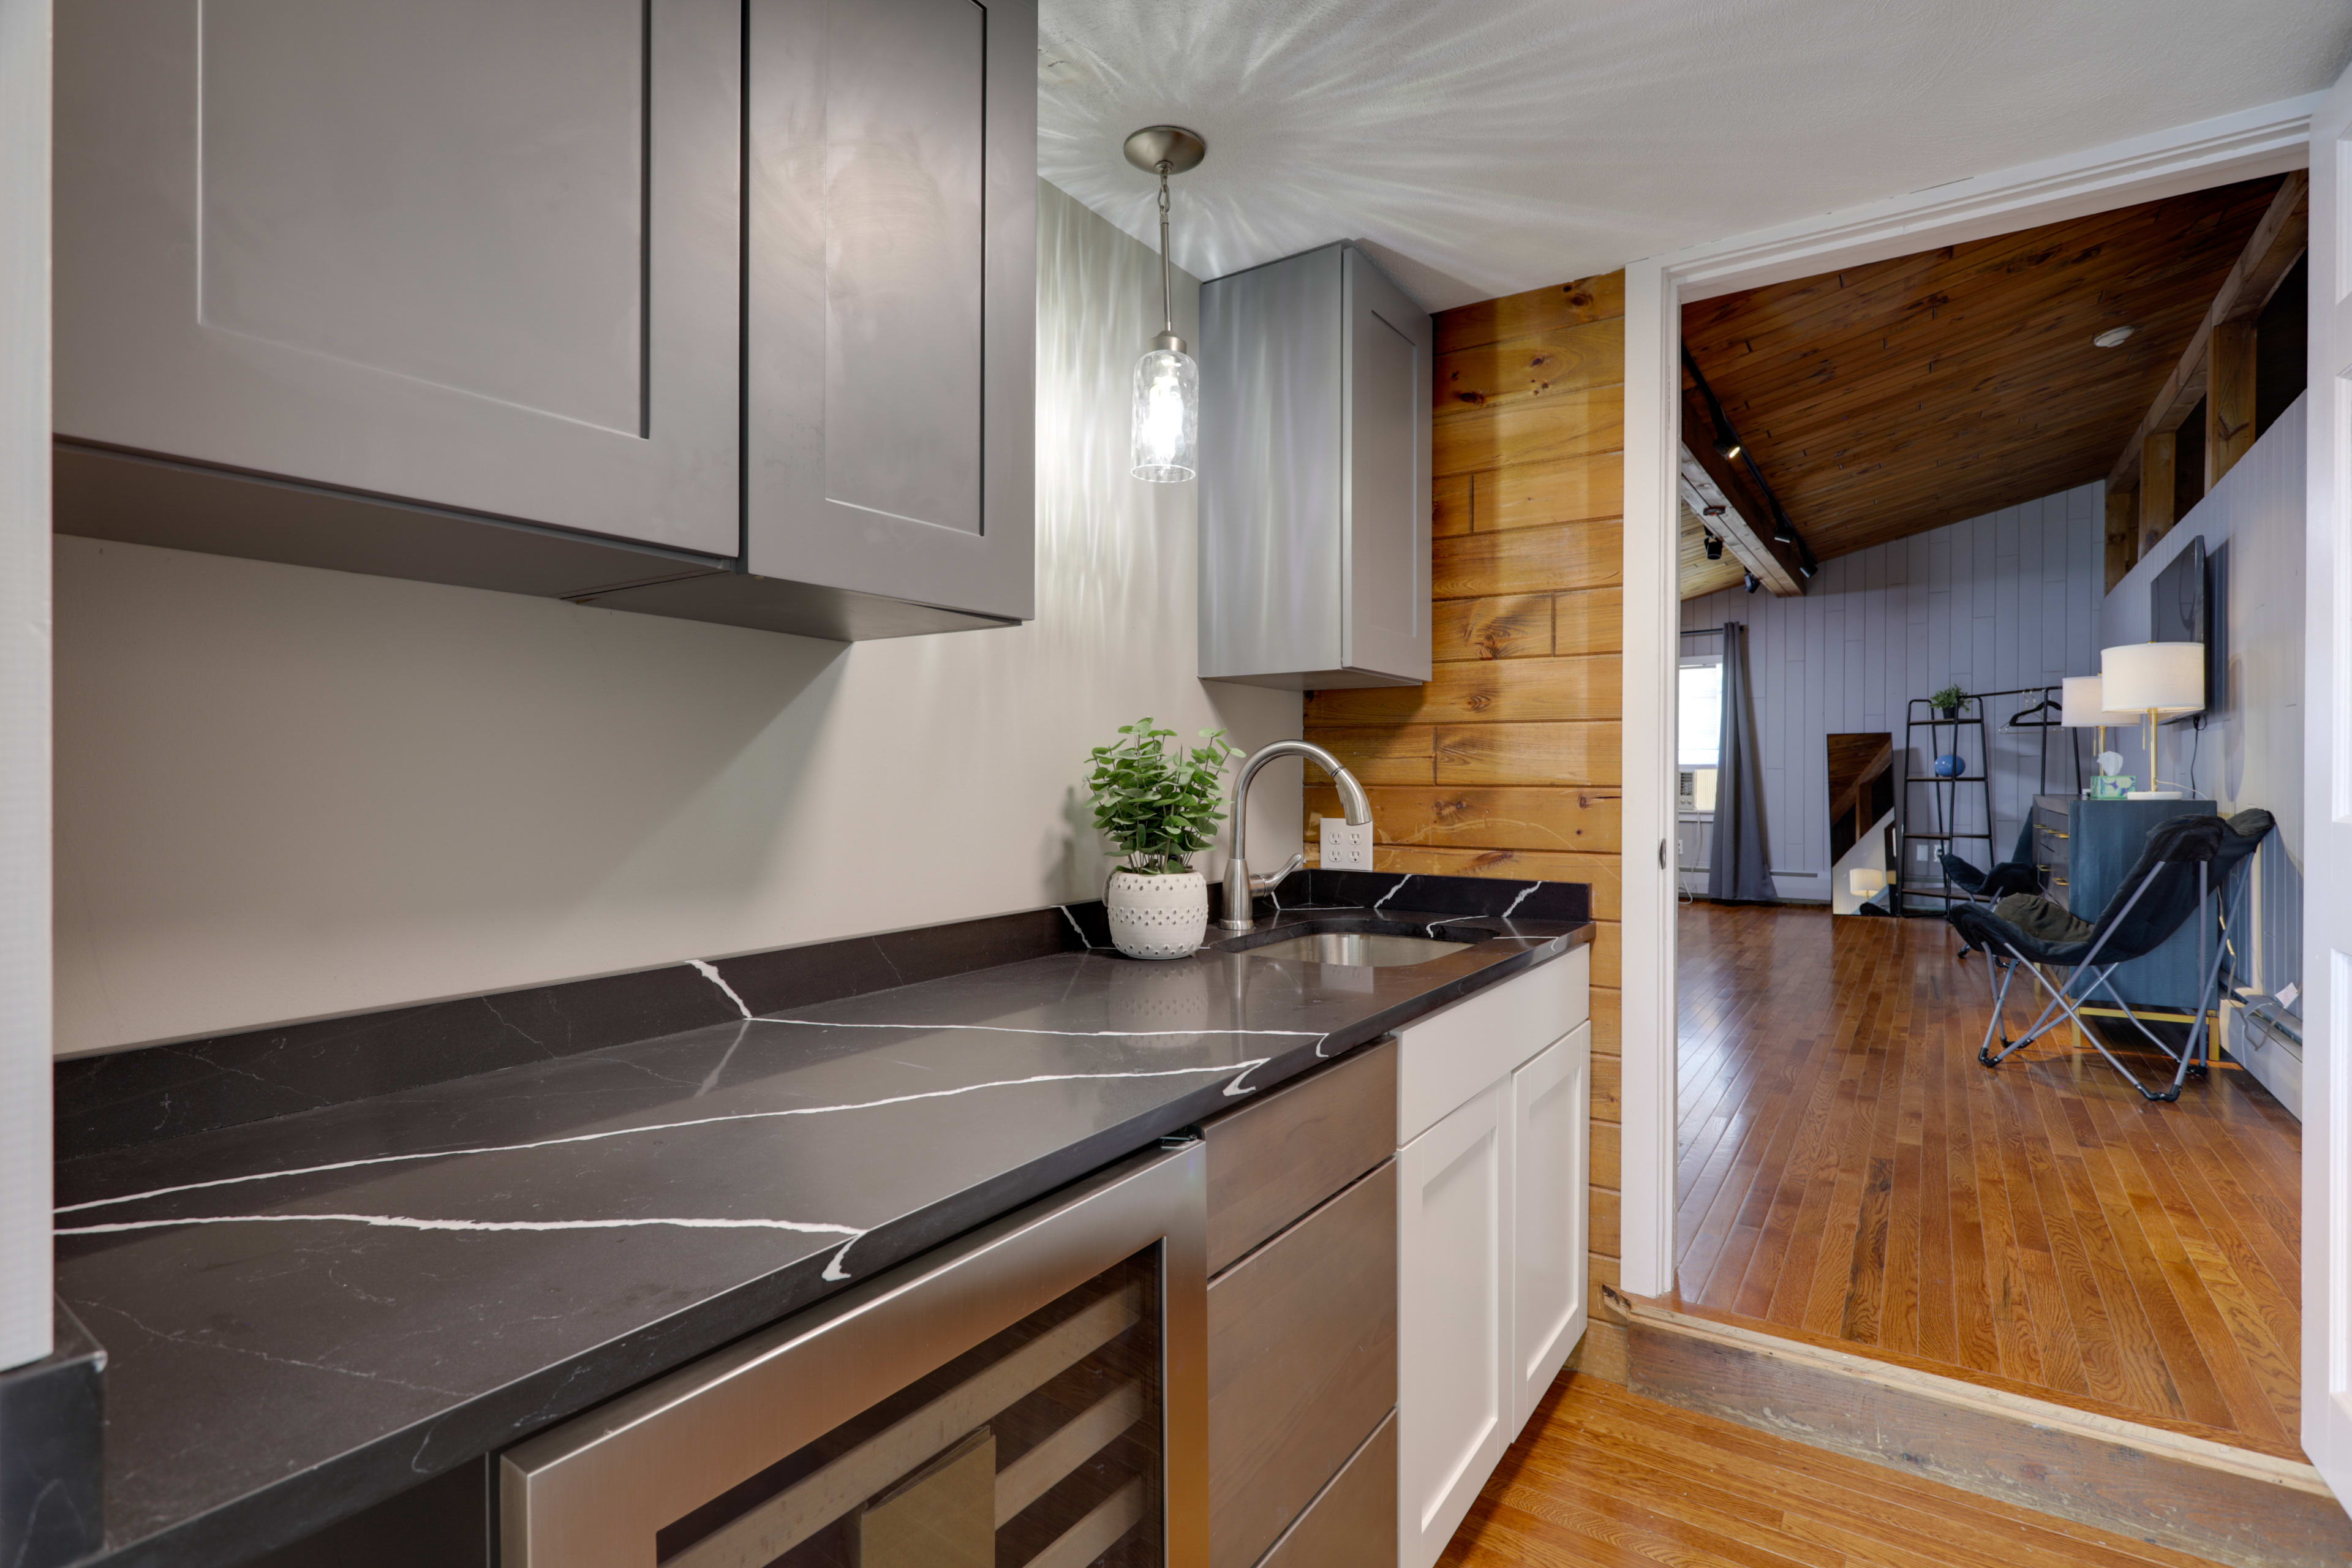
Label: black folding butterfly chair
xmin=1940 ymin=819 xmax=2043 ymax=906
xmin=1948 ymin=811 xmax=2272 ymax=1102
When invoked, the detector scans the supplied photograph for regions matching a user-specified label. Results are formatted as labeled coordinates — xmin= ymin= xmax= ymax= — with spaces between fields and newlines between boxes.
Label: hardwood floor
xmin=1673 ymin=902 xmax=2302 ymax=1458
xmin=1439 ymin=1373 xmax=2221 ymax=1568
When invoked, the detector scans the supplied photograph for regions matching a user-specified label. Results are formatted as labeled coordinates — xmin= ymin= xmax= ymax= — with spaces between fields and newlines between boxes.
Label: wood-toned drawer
xmin=1256 ymin=1411 xmax=1395 ymax=1568
xmin=1208 ymin=1161 xmax=1398 ymax=1568
xmin=1397 ymin=945 xmax=1587 ymax=1144
xmin=1203 ymin=1039 xmax=1396 ymax=1276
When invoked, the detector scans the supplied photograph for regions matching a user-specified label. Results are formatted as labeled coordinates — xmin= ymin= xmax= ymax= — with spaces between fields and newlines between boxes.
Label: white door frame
xmin=1616 ymin=94 xmax=2319 ymax=1300
xmin=0 ymin=0 xmax=55 ymax=1371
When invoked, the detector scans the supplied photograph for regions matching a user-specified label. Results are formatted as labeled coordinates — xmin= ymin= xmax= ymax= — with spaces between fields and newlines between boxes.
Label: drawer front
xmin=1398 ymin=945 xmax=1587 ymax=1145
xmin=1256 ymin=1411 xmax=1396 ymax=1568
xmin=1208 ymin=1162 xmax=1398 ymax=1568
xmin=1204 ymin=1040 xmax=1397 ymax=1275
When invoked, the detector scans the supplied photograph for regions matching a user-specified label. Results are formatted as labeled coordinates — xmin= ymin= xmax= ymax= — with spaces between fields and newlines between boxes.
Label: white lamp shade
xmin=2101 ymin=641 xmax=2203 ymax=715
xmin=1850 ymin=868 xmax=1887 ymax=896
xmin=2060 ymin=674 xmax=2135 ymax=728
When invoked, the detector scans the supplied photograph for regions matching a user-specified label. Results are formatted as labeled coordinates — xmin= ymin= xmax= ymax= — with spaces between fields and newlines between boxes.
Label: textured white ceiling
xmin=1038 ymin=0 xmax=2352 ymax=311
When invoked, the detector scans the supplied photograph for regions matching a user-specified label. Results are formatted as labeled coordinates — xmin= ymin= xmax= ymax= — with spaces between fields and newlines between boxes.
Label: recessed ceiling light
xmin=2092 ymin=325 xmax=2136 ymax=348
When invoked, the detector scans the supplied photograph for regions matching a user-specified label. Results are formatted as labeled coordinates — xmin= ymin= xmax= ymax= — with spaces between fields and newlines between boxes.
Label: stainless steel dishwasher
xmin=500 ymin=1142 xmax=1208 ymax=1568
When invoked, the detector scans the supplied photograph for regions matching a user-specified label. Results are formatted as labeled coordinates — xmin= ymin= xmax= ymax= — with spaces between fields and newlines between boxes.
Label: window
xmin=1679 ymin=655 xmax=1722 ymax=814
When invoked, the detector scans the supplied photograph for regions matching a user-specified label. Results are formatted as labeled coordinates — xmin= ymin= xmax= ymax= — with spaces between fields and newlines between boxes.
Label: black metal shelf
xmin=1898 ymin=686 xmax=2065 ymax=917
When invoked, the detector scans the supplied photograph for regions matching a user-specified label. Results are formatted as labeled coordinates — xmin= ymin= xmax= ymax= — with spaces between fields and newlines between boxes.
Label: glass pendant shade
xmin=1131 ymin=345 xmax=1199 ymax=483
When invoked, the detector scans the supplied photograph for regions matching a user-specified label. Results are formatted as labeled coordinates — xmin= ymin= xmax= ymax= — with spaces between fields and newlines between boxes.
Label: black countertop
xmin=52 ymin=875 xmax=1591 ymax=1567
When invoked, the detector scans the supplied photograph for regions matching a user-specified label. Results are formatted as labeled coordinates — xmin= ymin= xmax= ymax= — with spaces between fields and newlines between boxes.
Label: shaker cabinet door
xmin=55 ymin=0 xmax=742 ymax=556
xmin=745 ymin=0 xmax=1036 ymax=622
xmin=1396 ymin=1080 xmax=1510 ymax=1568
xmin=1509 ymin=1023 xmax=1589 ymax=1432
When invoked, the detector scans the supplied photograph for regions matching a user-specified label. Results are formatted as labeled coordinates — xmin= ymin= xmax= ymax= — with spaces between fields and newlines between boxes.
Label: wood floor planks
xmin=1439 ymin=1374 xmax=2224 ymax=1568
xmin=1673 ymin=902 xmax=2303 ymax=1459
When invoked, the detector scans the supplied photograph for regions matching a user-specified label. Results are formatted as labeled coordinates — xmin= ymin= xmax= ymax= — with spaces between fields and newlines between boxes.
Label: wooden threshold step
xmin=1611 ymin=1288 xmax=2351 ymax=1568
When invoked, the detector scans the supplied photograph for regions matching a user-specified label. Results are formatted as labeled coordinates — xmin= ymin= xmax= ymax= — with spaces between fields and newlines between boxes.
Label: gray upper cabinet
xmin=1199 ymin=243 xmax=1432 ymax=689
xmin=51 ymin=0 xmax=1038 ymax=641
xmin=743 ymin=0 xmax=1037 ymax=628
xmin=55 ymin=0 xmax=742 ymax=557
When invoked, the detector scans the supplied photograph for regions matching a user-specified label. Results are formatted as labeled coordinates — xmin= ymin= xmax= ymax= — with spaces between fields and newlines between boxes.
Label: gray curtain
xmin=1707 ymin=622 xmax=1775 ymax=902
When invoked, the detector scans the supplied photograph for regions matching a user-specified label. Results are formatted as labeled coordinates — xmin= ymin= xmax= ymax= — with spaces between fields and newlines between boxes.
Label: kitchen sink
xmin=1238 ymin=931 xmax=1472 ymax=967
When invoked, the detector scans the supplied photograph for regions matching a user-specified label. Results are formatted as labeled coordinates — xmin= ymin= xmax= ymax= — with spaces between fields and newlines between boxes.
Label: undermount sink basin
xmin=1242 ymin=932 xmax=1471 ymax=967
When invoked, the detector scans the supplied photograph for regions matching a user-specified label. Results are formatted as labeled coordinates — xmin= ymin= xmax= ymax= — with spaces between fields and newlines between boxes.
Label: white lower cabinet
xmin=1396 ymin=1080 xmax=1511 ymax=1568
xmin=1393 ymin=955 xmax=1589 ymax=1568
xmin=1510 ymin=1022 xmax=1591 ymax=1429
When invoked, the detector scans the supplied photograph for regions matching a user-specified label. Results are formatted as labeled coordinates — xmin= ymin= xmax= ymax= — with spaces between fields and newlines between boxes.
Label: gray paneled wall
xmin=1683 ymin=483 xmax=2103 ymax=903
xmin=2101 ymin=401 xmax=2302 ymax=1008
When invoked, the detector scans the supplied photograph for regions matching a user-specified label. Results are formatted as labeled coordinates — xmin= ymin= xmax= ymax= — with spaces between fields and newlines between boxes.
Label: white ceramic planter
xmin=1104 ymin=869 xmax=1208 ymax=960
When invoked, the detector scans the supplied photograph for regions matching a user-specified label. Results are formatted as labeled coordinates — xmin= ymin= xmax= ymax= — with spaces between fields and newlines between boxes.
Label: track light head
xmin=1714 ymin=432 xmax=1744 ymax=462
xmin=1744 ymin=572 xmax=1760 ymax=594
xmin=1703 ymin=532 xmax=1724 ymax=562
xmin=1771 ymin=511 xmax=1796 ymax=545
xmin=1798 ymin=555 xmax=1817 ymax=579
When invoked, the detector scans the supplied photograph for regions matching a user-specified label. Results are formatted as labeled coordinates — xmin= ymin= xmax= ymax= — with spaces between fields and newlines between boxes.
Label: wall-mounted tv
xmin=2149 ymin=535 xmax=2209 ymax=726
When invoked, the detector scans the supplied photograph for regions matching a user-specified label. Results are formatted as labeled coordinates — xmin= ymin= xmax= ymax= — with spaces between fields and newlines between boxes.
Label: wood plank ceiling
xmin=1681 ymin=175 xmax=2285 ymax=571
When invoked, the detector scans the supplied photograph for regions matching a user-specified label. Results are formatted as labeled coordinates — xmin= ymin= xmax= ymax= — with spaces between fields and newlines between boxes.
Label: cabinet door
xmin=55 ymin=0 xmax=741 ymax=556
xmin=1510 ymin=1023 xmax=1589 ymax=1432
xmin=1343 ymin=247 xmax=1432 ymax=684
xmin=745 ymin=0 xmax=1036 ymax=622
xmin=1396 ymin=1080 xmax=1510 ymax=1568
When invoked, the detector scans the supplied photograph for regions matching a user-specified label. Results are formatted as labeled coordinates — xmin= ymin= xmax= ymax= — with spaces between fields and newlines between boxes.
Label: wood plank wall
xmin=1304 ymin=273 xmax=1630 ymax=1379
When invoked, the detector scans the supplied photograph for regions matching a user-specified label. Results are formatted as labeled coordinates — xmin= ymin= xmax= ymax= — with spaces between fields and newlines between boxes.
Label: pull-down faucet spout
xmin=1218 ymin=740 xmax=1372 ymax=932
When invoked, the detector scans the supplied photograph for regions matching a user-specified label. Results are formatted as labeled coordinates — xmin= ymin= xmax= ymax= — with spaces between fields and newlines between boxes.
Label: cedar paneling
xmin=1433 ymin=472 xmax=1473 ymax=537
xmin=1479 ymin=452 xmax=1624 ymax=533
xmin=1430 ymin=722 xmax=1619 ymax=786
xmin=1432 ymin=385 xmax=1624 ymax=478
xmin=1314 ymin=273 xmax=1627 ymax=1376
xmin=1305 ymin=785 xmax=1621 ymax=855
xmin=1438 ymin=316 xmax=1624 ymax=418
xmin=1434 ymin=521 xmax=1623 ymax=598
xmin=1434 ymin=595 xmax=1555 ymax=662
xmin=1306 ymin=655 xmax=1619 ymax=726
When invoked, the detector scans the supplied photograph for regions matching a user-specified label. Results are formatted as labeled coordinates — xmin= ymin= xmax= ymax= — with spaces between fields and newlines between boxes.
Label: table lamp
xmin=2099 ymin=642 xmax=2204 ymax=799
xmin=2060 ymin=674 xmax=2135 ymax=793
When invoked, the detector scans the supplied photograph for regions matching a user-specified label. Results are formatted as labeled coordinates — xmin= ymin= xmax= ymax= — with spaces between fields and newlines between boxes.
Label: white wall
xmin=51 ymin=180 xmax=1301 ymax=1057
xmin=2101 ymin=398 xmax=2304 ymax=1002
xmin=2 ymin=0 xmax=54 ymax=1366
xmin=1682 ymin=484 xmax=2105 ymax=902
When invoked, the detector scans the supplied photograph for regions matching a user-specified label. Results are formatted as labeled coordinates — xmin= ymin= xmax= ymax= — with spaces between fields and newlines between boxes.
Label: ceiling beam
xmin=1676 ymin=419 xmax=1805 ymax=595
xmin=2109 ymin=172 xmax=2308 ymax=494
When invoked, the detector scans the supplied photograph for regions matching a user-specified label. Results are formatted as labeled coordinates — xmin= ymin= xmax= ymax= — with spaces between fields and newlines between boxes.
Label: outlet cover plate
xmin=1320 ymin=817 xmax=1373 ymax=871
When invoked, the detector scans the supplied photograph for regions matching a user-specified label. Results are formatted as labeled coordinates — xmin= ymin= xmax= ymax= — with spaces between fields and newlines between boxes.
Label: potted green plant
xmin=1930 ymin=684 xmax=1967 ymax=720
xmin=1086 ymin=718 xmax=1236 ymax=959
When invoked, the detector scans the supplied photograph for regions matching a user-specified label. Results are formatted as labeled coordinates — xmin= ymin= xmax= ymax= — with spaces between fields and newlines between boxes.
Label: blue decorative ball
xmin=1934 ymin=753 xmax=1966 ymax=778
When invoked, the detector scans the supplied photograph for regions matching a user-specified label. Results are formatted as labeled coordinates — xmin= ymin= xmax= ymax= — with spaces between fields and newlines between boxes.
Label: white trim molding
xmin=1615 ymin=92 xmax=2319 ymax=1306
xmin=0 ymin=0 xmax=54 ymax=1370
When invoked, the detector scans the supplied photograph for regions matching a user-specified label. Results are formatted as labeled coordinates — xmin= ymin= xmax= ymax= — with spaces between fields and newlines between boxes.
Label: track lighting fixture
xmin=1703 ymin=532 xmax=1724 ymax=561
xmin=1798 ymin=553 xmax=1817 ymax=579
xmin=1714 ymin=431 xmax=1743 ymax=462
xmin=1744 ymin=572 xmax=1760 ymax=594
xmin=1771 ymin=507 xmax=1796 ymax=546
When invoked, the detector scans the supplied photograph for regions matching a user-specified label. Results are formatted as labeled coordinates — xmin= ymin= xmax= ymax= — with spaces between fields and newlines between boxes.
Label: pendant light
xmin=1123 ymin=126 xmax=1207 ymax=483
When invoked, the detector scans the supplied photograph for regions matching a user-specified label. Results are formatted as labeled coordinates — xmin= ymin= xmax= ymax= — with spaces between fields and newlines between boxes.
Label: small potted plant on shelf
xmin=1086 ymin=718 xmax=1236 ymax=960
xmin=1930 ymin=684 xmax=1967 ymax=720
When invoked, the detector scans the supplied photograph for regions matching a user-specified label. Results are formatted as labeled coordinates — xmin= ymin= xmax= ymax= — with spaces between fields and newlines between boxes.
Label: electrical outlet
xmin=1320 ymin=816 xmax=1373 ymax=871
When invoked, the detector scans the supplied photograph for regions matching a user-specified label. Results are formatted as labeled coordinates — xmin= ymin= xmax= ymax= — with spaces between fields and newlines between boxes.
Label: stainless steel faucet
xmin=1218 ymin=740 xmax=1373 ymax=931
